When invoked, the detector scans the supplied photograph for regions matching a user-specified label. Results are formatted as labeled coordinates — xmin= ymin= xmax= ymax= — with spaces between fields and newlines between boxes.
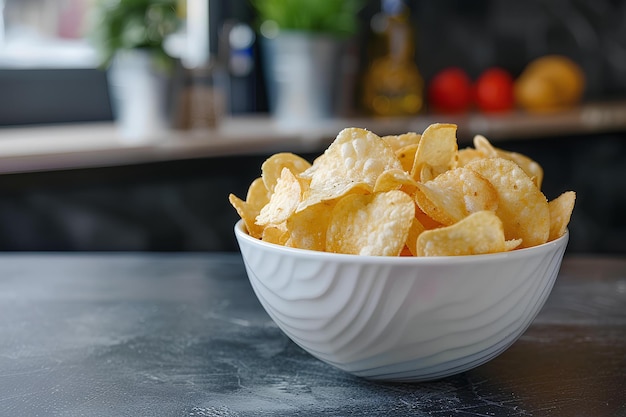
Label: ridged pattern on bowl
xmin=235 ymin=221 xmax=568 ymax=382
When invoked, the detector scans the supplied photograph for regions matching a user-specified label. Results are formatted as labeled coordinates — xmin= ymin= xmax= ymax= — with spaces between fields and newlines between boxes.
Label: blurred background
xmin=0 ymin=0 xmax=624 ymax=254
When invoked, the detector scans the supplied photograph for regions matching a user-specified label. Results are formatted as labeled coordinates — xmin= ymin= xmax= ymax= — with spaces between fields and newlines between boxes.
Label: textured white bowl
xmin=234 ymin=220 xmax=568 ymax=382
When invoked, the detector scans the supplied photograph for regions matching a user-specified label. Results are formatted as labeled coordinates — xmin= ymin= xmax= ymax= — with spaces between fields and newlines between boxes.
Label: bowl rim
xmin=234 ymin=220 xmax=569 ymax=265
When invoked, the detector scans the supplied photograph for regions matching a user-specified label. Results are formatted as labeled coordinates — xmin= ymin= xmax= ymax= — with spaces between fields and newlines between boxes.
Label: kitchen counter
xmin=0 ymin=253 xmax=624 ymax=416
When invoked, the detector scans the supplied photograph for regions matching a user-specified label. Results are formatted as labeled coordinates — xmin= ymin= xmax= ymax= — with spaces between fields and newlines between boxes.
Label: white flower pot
xmin=107 ymin=50 xmax=170 ymax=143
xmin=261 ymin=32 xmax=357 ymax=129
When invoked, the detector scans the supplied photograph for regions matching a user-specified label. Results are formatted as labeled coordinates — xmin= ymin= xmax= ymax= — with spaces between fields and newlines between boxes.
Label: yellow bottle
xmin=362 ymin=0 xmax=423 ymax=117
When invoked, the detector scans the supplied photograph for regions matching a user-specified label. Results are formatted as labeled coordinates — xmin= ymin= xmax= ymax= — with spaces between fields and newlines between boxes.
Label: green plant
xmin=90 ymin=0 xmax=179 ymax=68
xmin=250 ymin=0 xmax=365 ymax=36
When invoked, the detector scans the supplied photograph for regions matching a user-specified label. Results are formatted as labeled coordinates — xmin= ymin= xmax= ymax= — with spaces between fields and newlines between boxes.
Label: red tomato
xmin=427 ymin=67 xmax=473 ymax=114
xmin=474 ymin=68 xmax=515 ymax=113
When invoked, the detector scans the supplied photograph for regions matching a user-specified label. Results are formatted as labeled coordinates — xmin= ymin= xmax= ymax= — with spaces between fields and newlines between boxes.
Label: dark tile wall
xmin=0 ymin=155 xmax=276 ymax=252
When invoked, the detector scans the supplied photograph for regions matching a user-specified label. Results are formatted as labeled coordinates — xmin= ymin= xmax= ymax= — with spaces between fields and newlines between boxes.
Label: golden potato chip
xmin=229 ymin=177 xmax=270 ymax=239
xmin=465 ymin=157 xmax=549 ymax=248
xmin=500 ymin=150 xmax=544 ymax=190
xmin=373 ymin=168 xmax=418 ymax=193
xmin=474 ymin=135 xmax=544 ymax=189
xmin=286 ymin=200 xmax=335 ymax=251
xmin=230 ymin=123 xmax=575 ymax=256
xmin=473 ymin=135 xmax=499 ymax=158
xmin=548 ymin=191 xmax=576 ymax=241
xmin=297 ymin=128 xmax=402 ymax=211
xmin=419 ymin=164 xmax=437 ymax=183
xmin=400 ymin=246 xmax=413 ymax=256
xmin=262 ymin=224 xmax=289 ymax=245
xmin=261 ymin=152 xmax=311 ymax=193
xmin=505 ymin=239 xmax=523 ymax=251
xmin=256 ymin=168 xmax=302 ymax=226
xmin=382 ymin=132 xmax=421 ymax=151
xmin=229 ymin=193 xmax=262 ymax=238
xmin=415 ymin=205 xmax=442 ymax=230
xmin=405 ymin=216 xmax=426 ymax=256
xmin=457 ymin=147 xmax=485 ymax=167
xmin=417 ymin=211 xmax=506 ymax=256
xmin=326 ymin=190 xmax=415 ymax=256
xmin=395 ymin=143 xmax=419 ymax=173
xmin=246 ymin=177 xmax=271 ymax=209
xmin=414 ymin=167 xmax=498 ymax=226
xmin=411 ymin=123 xmax=458 ymax=182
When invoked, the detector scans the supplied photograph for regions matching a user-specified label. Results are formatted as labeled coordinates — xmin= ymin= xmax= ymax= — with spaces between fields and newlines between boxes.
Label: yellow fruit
xmin=514 ymin=55 xmax=585 ymax=112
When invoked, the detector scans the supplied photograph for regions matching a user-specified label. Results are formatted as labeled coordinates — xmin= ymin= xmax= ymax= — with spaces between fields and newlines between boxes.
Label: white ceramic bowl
xmin=234 ymin=220 xmax=569 ymax=382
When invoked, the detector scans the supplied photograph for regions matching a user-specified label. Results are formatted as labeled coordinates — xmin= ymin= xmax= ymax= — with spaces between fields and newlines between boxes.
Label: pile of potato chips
xmin=229 ymin=124 xmax=575 ymax=256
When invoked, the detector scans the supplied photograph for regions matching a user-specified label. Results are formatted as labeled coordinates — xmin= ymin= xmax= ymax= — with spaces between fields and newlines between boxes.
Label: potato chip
xmin=261 ymin=152 xmax=311 ymax=193
xmin=286 ymin=200 xmax=335 ymax=251
xmin=229 ymin=177 xmax=270 ymax=238
xmin=414 ymin=167 xmax=498 ymax=226
xmin=229 ymin=193 xmax=261 ymax=238
xmin=395 ymin=143 xmax=419 ymax=173
xmin=457 ymin=147 xmax=485 ymax=167
xmin=246 ymin=177 xmax=271 ymax=209
xmin=297 ymin=128 xmax=402 ymax=211
xmin=505 ymin=239 xmax=523 ymax=251
xmin=373 ymin=168 xmax=418 ymax=193
xmin=417 ymin=211 xmax=506 ymax=256
xmin=230 ymin=123 xmax=575 ymax=257
xmin=417 ymin=164 xmax=435 ymax=183
xmin=474 ymin=135 xmax=544 ymax=189
xmin=256 ymin=168 xmax=302 ymax=226
xmin=326 ymin=190 xmax=415 ymax=256
xmin=465 ymin=157 xmax=549 ymax=248
xmin=405 ymin=216 xmax=426 ymax=256
xmin=500 ymin=150 xmax=544 ymax=190
xmin=382 ymin=132 xmax=421 ymax=151
xmin=399 ymin=246 xmax=414 ymax=256
xmin=415 ymin=206 xmax=443 ymax=230
xmin=262 ymin=224 xmax=290 ymax=245
xmin=548 ymin=191 xmax=576 ymax=241
xmin=411 ymin=123 xmax=458 ymax=182
xmin=473 ymin=135 xmax=499 ymax=158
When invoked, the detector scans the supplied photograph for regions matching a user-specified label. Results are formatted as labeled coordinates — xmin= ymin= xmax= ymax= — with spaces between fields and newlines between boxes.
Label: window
xmin=0 ymin=0 xmax=97 ymax=68
xmin=0 ymin=0 xmax=112 ymax=126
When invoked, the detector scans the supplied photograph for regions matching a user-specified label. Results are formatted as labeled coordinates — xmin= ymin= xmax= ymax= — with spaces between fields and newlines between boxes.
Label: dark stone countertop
xmin=0 ymin=253 xmax=624 ymax=416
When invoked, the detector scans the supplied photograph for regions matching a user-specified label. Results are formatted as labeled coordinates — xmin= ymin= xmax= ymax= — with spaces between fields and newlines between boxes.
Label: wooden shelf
xmin=1 ymin=100 xmax=625 ymax=175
